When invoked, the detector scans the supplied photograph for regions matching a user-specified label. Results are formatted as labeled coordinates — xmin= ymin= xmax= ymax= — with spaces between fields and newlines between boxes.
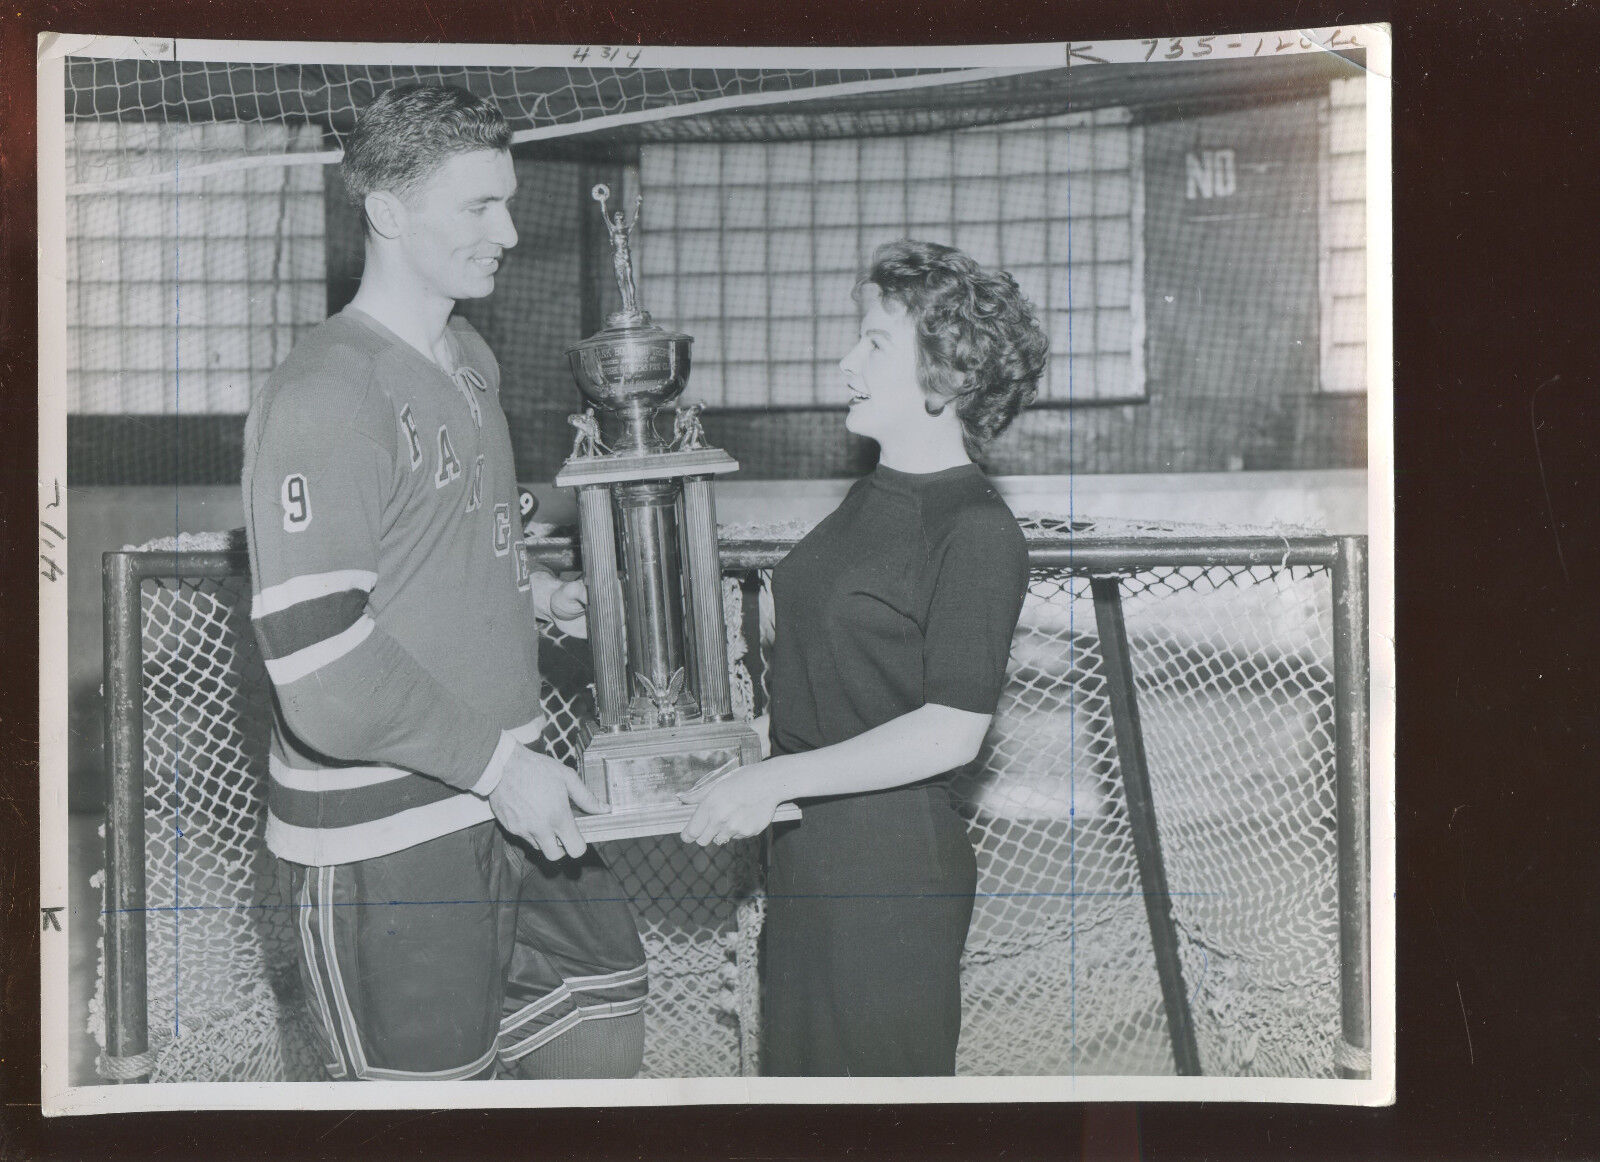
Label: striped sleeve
xmin=242 ymin=369 xmax=519 ymax=797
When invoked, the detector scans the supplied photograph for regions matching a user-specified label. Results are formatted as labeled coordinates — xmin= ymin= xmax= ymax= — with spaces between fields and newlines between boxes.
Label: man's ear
xmin=363 ymin=190 xmax=405 ymax=240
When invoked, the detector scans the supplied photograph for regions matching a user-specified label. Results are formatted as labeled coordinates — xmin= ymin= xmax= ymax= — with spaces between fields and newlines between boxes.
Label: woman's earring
xmin=924 ymin=399 xmax=946 ymax=417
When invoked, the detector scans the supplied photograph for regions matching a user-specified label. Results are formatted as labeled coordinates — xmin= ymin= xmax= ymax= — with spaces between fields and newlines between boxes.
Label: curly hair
xmin=342 ymin=84 xmax=512 ymax=208
xmin=859 ymin=239 xmax=1049 ymax=457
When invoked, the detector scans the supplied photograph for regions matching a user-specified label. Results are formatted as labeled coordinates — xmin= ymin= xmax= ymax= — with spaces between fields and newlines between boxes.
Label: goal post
xmin=97 ymin=528 xmax=1370 ymax=1084
xmin=1331 ymin=535 xmax=1371 ymax=1080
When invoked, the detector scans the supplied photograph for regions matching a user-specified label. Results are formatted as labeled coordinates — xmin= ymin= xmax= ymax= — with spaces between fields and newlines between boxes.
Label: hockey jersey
xmin=242 ymin=308 xmax=545 ymax=866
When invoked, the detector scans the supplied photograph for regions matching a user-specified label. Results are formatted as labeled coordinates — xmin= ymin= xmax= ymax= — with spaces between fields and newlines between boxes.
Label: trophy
xmin=559 ymin=185 xmax=796 ymax=841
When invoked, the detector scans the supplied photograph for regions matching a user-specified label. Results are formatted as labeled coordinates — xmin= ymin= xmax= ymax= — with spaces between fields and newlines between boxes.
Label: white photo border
xmin=37 ymin=24 xmax=1394 ymax=1115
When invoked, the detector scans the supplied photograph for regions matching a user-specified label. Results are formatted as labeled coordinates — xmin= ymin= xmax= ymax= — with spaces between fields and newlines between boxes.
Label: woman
xmin=680 ymin=239 xmax=1049 ymax=1076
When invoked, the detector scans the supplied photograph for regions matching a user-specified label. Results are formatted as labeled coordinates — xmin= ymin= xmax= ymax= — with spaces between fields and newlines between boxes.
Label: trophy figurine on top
xmin=556 ymin=184 xmax=796 ymax=842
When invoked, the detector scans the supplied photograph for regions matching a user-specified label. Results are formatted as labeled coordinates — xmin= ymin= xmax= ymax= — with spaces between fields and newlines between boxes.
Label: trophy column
xmin=575 ymin=485 xmax=628 ymax=727
xmin=615 ymin=480 xmax=695 ymax=721
xmin=681 ymin=475 xmax=731 ymax=721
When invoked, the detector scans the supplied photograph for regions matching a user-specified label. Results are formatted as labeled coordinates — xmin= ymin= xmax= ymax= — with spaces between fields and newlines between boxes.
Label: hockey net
xmin=95 ymin=523 xmax=1359 ymax=1082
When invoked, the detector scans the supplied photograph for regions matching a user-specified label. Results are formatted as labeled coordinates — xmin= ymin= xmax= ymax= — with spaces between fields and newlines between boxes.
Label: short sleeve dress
xmin=761 ymin=461 xmax=1028 ymax=1076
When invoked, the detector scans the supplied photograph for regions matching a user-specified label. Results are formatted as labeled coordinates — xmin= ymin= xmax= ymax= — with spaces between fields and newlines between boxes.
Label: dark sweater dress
xmin=762 ymin=462 xmax=1028 ymax=1076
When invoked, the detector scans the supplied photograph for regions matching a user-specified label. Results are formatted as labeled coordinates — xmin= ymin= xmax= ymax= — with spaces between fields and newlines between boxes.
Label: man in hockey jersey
xmin=242 ymin=85 xmax=647 ymax=1081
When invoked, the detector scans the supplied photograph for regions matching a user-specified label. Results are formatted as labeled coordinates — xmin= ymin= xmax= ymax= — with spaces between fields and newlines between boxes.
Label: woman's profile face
xmin=838 ymin=287 xmax=926 ymax=445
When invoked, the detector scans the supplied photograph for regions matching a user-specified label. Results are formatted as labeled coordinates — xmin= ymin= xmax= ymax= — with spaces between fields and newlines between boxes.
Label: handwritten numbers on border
xmin=1074 ymin=28 xmax=1362 ymax=67
xmin=571 ymin=45 xmax=644 ymax=67
xmin=41 ymin=477 xmax=64 ymax=583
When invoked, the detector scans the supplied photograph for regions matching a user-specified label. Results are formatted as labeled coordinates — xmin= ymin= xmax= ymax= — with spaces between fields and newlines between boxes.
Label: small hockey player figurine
xmin=567 ymin=408 xmax=605 ymax=459
xmin=672 ymin=402 xmax=706 ymax=451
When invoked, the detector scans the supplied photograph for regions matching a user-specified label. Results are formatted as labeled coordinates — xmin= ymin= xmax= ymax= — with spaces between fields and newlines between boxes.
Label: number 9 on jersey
xmin=281 ymin=473 xmax=312 ymax=531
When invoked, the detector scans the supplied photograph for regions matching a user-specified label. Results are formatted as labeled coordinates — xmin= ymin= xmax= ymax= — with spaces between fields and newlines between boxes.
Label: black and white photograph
xmin=36 ymin=27 xmax=1392 ymax=1113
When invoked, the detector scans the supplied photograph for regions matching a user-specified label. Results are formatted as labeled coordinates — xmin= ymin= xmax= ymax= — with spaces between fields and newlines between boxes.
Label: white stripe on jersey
xmin=265 ymin=792 xmax=495 ymax=866
xmin=471 ymin=732 xmax=519 ymax=798
xmin=471 ymin=716 xmax=549 ymax=797
xmin=252 ymin=569 xmax=378 ymax=619
xmin=263 ymin=614 xmax=375 ymax=685
xmin=269 ymin=755 xmax=413 ymax=793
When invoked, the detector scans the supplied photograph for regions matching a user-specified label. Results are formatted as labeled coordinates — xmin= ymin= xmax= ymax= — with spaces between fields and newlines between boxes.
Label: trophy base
xmin=575 ymin=800 xmax=803 ymax=844
xmin=573 ymin=718 xmax=798 ymax=842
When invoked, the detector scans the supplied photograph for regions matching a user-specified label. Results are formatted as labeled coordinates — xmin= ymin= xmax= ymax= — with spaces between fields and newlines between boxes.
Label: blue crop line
xmin=1063 ymin=105 xmax=1078 ymax=1082
xmin=106 ymin=887 xmax=1221 ymax=917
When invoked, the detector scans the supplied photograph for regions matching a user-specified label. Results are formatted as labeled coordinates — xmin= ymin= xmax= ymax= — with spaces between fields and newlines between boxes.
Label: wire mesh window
xmin=65 ymin=123 xmax=328 ymax=415
xmin=633 ymin=108 xmax=1147 ymax=408
xmin=1319 ymin=77 xmax=1366 ymax=395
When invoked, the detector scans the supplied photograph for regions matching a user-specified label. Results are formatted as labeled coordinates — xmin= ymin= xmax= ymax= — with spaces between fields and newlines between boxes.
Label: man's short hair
xmin=342 ymin=84 xmax=512 ymax=206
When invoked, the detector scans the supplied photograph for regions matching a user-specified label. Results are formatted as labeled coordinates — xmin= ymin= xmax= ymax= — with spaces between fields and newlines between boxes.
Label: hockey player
xmin=242 ymin=85 xmax=647 ymax=1081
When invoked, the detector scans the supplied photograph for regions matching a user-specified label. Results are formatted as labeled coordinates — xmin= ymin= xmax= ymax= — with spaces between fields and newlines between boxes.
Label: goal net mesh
xmin=95 ymin=525 xmax=1343 ymax=1081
